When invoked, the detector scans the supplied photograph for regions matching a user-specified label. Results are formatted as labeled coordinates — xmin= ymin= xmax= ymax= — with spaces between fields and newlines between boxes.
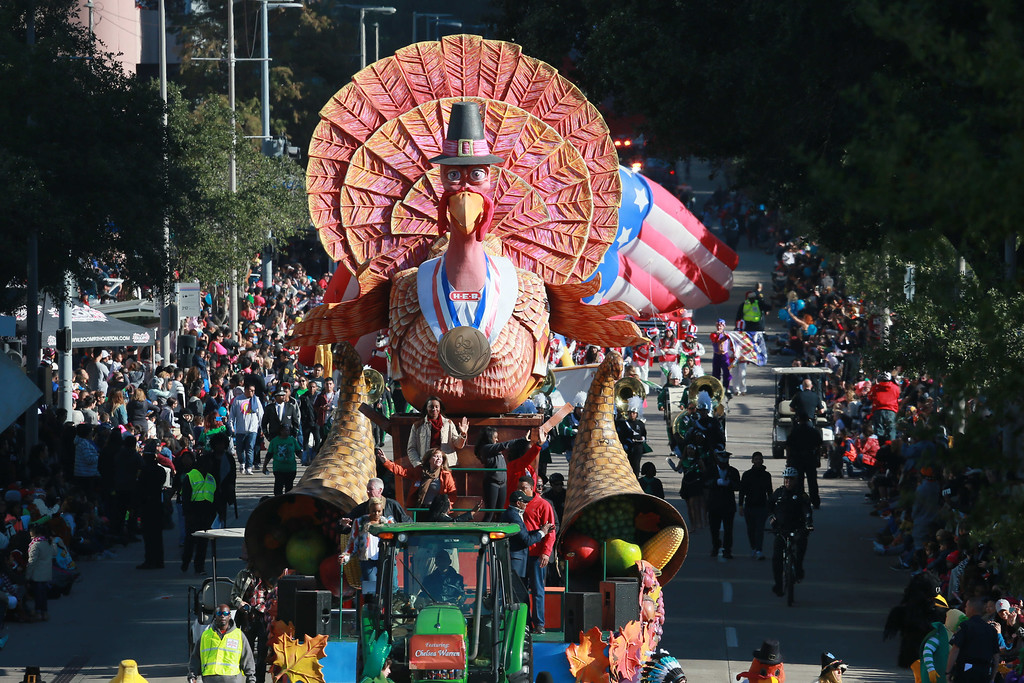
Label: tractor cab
xmin=360 ymin=522 xmax=532 ymax=683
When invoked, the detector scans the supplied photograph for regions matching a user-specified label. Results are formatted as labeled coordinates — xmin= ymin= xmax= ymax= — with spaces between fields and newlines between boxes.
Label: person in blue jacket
xmin=501 ymin=490 xmax=554 ymax=580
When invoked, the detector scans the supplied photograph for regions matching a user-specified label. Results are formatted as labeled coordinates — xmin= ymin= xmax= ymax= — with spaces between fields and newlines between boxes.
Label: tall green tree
xmin=1 ymin=0 xmax=172 ymax=306
xmin=165 ymin=86 xmax=309 ymax=286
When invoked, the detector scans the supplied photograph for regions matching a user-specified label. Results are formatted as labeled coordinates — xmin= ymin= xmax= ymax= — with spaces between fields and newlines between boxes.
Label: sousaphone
xmin=362 ymin=368 xmax=385 ymax=404
xmin=539 ymin=369 xmax=557 ymax=395
xmin=687 ymin=375 xmax=726 ymax=407
xmin=614 ymin=376 xmax=648 ymax=413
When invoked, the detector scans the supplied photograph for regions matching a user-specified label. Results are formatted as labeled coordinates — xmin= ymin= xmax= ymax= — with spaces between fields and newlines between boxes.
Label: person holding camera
xmin=230 ymin=557 xmax=270 ymax=683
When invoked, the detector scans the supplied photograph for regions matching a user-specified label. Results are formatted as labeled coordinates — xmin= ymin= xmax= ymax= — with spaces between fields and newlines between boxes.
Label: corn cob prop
xmin=558 ymin=351 xmax=688 ymax=586
xmin=245 ymin=342 xmax=377 ymax=583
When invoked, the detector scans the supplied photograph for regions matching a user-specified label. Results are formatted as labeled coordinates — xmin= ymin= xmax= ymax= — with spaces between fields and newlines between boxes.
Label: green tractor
xmin=326 ymin=521 xmax=535 ymax=683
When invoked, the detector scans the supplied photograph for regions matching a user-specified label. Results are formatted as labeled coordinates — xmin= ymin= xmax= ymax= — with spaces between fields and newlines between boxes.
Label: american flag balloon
xmin=585 ymin=167 xmax=738 ymax=314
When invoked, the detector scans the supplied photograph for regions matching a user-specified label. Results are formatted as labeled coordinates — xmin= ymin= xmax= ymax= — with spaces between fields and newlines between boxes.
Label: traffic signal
xmin=56 ymin=327 xmax=72 ymax=353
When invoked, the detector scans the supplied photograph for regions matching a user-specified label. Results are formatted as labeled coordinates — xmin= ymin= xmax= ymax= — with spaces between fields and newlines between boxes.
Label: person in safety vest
xmin=181 ymin=455 xmax=217 ymax=574
xmin=735 ymin=287 xmax=768 ymax=332
xmin=189 ymin=603 xmax=256 ymax=683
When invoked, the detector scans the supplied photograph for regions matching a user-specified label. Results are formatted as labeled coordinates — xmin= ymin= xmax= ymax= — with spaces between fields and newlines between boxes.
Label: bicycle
xmin=768 ymin=526 xmax=811 ymax=606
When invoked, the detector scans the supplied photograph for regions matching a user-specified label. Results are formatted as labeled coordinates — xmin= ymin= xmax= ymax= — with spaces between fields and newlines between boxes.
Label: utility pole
xmin=24 ymin=4 xmax=39 ymax=458
xmin=58 ymin=279 xmax=74 ymax=417
xmin=228 ymin=0 xmax=239 ymax=337
xmin=159 ymin=0 xmax=173 ymax=362
xmin=257 ymin=0 xmax=302 ymax=290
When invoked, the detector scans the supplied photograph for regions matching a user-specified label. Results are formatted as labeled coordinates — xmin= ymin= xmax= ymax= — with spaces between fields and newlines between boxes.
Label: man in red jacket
xmin=519 ymin=474 xmax=557 ymax=634
xmin=868 ymin=371 xmax=901 ymax=443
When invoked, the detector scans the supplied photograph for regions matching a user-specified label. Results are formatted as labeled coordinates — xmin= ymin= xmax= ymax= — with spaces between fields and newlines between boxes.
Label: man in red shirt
xmin=868 ymin=371 xmax=901 ymax=443
xmin=518 ymin=474 xmax=557 ymax=634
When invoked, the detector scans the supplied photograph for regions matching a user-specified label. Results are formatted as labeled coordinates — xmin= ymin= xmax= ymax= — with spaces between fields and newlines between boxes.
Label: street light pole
xmin=228 ymin=0 xmax=239 ymax=336
xmin=433 ymin=19 xmax=462 ymax=40
xmin=343 ymin=5 xmax=395 ymax=70
xmin=258 ymin=0 xmax=302 ymax=291
xmin=412 ymin=12 xmax=450 ymax=43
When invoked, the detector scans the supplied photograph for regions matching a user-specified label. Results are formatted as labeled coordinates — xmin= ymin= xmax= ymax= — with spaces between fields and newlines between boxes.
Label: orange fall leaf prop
xmin=566 ymin=626 xmax=610 ymax=683
xmin=269 ymin=632 xmax=328 ymax=683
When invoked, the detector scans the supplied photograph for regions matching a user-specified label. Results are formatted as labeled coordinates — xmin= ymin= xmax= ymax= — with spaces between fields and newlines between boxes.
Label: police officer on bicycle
xmin=769 ymin=467 xmax=813 ymax=597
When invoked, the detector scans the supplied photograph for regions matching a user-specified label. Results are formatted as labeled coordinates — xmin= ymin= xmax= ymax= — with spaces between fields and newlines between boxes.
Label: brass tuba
xmin=673 ymin=411 xmax=692 ymax=439
xmin=687 ymin=375 xmax=726 ymax=408
xmin=614 ymin=376 xmax=648 ymax=414
xmin=362 ymin=368 xmax=385 ymax=404
xmin=539 ymin=369 xmax=557 ymax=395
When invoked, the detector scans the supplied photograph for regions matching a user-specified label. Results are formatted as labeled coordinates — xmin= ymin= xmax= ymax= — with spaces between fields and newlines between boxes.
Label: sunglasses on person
xmin=216 ymin=610 xmax=231 ymax=616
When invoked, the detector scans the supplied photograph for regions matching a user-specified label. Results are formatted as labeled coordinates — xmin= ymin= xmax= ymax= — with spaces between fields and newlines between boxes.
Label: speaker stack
xmin=562 ymin=591 xmax=601 ymax=638
xmin=599 ymin=578 xmax=640 ymax=631
xmin=294 ymin=589 xmax=333 ymax=638
xmin=276 ymin=574 xmax=318 ymax=626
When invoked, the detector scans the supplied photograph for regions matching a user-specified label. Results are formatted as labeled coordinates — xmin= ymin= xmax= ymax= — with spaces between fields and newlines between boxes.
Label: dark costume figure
xmin=883 ymin=571 xmax=948 ymax=668
xmin=615 ymin=398 xmax=648 ymax=478
xmin=136 ymin=444 xmax=167 ymax=569
xmin=704 ymin=447 xmax=740 ymax=559
xmin=786 ymin=415 xmax=823 ymax=509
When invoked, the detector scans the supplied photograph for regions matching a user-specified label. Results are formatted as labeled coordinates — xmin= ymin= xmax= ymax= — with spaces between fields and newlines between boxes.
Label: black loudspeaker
xmin=276 ymin=575 xmax=318 ymax=626
xmin=294 ymin=589 xmax=332 ymax=638
xmin=599 ymin=579 xmax=640 ymax=631
xmin=178 ymin=334 xmax=197 ymax=368
xmin=563 ymin=591 xmax=601 ymax=640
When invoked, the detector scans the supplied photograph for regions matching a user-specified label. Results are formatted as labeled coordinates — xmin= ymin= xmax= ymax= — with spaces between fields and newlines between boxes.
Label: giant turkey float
xmin=243 ymin=34 xmax=732 ymax=683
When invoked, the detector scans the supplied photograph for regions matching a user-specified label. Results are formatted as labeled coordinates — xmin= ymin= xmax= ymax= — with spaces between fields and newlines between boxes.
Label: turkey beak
xmin=447 ymin=191 xmax=485 ymax=237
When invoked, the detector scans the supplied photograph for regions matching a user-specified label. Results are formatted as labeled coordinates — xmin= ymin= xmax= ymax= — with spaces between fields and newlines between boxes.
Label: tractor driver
xmin=418 ymin=550 xmax=465 ymax=607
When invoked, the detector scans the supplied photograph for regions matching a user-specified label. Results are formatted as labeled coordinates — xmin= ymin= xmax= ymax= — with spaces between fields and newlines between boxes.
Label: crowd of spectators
xmin=760 ymin=236 xmax=1022 ymax=679
xmin=0 ymin=253 xmax=578 ymax=651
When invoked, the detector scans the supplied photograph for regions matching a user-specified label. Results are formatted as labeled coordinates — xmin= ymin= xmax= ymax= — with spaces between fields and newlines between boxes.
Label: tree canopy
xmin=0 ymin=0 xmax=310 ymax=306
xmin=1 ymin=0 xmax=171 ymax=304
xmin=497 ymin=0 xmax=1024 ymax=587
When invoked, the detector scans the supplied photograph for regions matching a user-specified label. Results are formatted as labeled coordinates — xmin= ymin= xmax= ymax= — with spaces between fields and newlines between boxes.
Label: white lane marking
xmin=722 ymin=581 xmax=733 ymax=603
xmin=726 ymin=626 xmax=738 ymax=648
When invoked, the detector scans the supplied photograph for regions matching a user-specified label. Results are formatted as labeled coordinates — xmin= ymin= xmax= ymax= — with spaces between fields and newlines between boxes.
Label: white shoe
xmin=245 ymin=467 xmax=253 ymax=475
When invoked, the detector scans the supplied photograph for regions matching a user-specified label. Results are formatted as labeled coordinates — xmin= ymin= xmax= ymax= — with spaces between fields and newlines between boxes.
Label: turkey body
xmin=389 ymin=266 xmax=550 ymax=415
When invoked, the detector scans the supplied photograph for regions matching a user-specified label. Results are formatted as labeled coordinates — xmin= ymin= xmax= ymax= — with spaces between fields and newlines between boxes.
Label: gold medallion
xmin=438 ymin=326 xmax=492 ymax=379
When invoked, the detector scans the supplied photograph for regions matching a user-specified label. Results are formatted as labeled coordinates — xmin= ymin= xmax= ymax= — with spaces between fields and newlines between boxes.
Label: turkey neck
xmin=445 ymin=235 xmax=487 ymax=291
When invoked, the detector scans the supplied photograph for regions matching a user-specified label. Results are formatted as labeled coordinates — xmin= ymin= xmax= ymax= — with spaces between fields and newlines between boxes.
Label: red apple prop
xmin=319 ymin=554 xmax=341 ymax=596
xmin=562 ymin=531 xmax=601 ymax=572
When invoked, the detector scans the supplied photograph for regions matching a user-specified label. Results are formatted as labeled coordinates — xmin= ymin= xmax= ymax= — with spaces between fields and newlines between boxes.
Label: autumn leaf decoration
xmin=608 ymin=620 xmax=645 ymax=681
xmin=269 ymin=631 xmax=328 ymax=683
xmin=566 ymin=626 xmax=610 ymax=683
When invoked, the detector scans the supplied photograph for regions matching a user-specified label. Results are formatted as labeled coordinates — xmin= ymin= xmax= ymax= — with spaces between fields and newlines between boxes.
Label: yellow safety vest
xmin=187 ymin=469 xmax=216 ymax=503
xmin=200 ymin=626 xmax=244 ymax=676
xmin=742 ymin=299 xmax=762 ymax=323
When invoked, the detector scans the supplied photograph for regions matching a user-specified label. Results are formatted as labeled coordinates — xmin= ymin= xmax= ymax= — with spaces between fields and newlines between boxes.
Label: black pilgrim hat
xmin=751 ymin=639 xmax=783 ymax=665
xmin=820 ymin=651 xmax=848 ymax=674
xmin=428 ymin=101 xmax=504 ymax=166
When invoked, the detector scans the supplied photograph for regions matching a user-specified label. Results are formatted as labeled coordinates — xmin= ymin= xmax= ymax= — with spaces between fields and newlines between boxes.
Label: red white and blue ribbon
xmin=418 ymin=254 xmax=518 ymax=345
